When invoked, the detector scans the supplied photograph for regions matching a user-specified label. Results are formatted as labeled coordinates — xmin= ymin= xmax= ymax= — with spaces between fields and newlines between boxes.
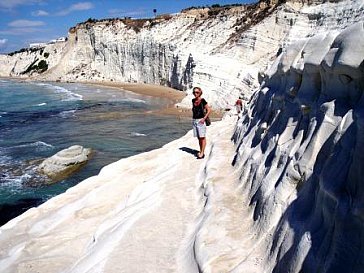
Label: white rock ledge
xmin=0 ymin=116 xmax=243 ymax=273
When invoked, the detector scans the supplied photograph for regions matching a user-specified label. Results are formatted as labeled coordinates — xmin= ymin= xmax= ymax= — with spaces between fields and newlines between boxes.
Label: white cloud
xmin=0 ymin=0 xmax=42 ymax=10
xmin=0 ymin=28 xmax=40 ymax=35
xmin=56 ymin=1 xmax=94 ymax=16
xmin=0 ymin=38 xmax=8 ymax=50
xmin=2 ymin=20 xmax=45 ymax=36
xmin=0 ymin=38 xmax=7 ymax=45
xmin=108 ymin=8 xmax=148 ymax=18
xmin=32 ymin=10 xmax=49 ymax=16
xmin=71 ymin=2 xmax=94 ymax=11
xmin=8 ymin=20 xmax=45 ymax=28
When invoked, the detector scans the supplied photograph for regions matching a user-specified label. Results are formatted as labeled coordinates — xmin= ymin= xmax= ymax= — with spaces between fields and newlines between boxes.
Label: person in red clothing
xmin=235 ymin=96 xmax=243 ymax=113
xmin=192 ymin=86 xmax=211 ymax=159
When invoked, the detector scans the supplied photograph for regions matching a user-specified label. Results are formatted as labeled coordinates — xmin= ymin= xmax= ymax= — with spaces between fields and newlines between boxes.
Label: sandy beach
xmin=84 ymin=81 xmax=186 ymax=102
xmin=84 ymin=81 xmax=225 ymax=119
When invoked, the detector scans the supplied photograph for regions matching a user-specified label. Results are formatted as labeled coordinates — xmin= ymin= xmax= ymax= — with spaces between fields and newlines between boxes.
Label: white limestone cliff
xmin=226 ymin=21 xmax=364 ymax=272
xmin=0 ymin=1 xmax=363 ymax=273
xmin=1 ymin=0 xmax=363 ymax=109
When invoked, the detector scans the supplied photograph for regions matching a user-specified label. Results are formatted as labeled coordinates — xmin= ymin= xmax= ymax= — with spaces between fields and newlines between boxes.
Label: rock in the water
xmin=38 ymin=145 xmax=92 ymax=182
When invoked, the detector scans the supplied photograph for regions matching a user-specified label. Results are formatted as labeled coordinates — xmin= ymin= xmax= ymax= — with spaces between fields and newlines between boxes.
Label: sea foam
xmin=117 ymin=98 xmax=147 ymax=104
xmin=53 ymin=85 xmax=83 ymax=101
xmin=36 ymin=83 xmax=83 ymax=101
xmin=2 ymin=141 xmax=54 ymax=153
xmin=130 ymin=132 xmax=147 ymax=137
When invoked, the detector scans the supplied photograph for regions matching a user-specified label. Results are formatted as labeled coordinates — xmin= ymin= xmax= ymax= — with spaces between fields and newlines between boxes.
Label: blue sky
xmin=0 ymin=0 xmax=256 ymax=54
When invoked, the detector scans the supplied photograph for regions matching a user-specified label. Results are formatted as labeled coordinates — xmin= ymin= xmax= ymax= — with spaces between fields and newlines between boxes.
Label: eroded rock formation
xmin=230 ymin=21 xmax=364 ymax=272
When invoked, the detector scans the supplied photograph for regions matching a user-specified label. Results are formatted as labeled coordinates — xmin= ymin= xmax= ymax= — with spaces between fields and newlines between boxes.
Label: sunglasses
xmin=193 ymin=91 xmax=201 ymax=94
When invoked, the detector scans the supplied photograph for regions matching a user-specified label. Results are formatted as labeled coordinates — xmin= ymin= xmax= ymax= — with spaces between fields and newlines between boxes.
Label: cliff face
xmin=1 ymin=0 xmax=362 ymax=109
xmin=230 ymin=21 xmax=364 ymax=272
xmin=0 ymin=42 xmax=66 ymax=77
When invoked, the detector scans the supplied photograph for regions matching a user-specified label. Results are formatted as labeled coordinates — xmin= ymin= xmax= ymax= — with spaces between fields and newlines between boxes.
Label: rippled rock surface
xmin=230 ymin=21 xmax=364 ymax=273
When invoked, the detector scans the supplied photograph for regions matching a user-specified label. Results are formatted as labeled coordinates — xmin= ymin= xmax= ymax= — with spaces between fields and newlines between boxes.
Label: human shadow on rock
xmin=179 ymin=147 xmax=199 ymax=157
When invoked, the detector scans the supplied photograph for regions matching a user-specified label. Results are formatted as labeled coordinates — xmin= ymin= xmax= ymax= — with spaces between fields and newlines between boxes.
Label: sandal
xmin=197 ymin=154 xmax=205 ymax=159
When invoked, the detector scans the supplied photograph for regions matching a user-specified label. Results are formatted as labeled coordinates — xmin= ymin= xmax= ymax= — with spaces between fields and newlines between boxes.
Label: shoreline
xmin=0 ymin=77 xmax=186 ymax=102
xmin=0 ymin=77 xmax=225 ymax=119
xmin=82 ymin=81 xmax=186 ymax=103
xmin=82 ymin=81 xmax=225 ymax=119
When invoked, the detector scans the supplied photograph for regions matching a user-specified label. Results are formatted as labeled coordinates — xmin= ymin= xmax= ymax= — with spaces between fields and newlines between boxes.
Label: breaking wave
xmin=1 ymin=141 xmax=54 ymax=154
xmin=113 ymin=98 xmax=147 ymax=104
xmin=59 ymin=109 xmax=77 ymax=118
xmin=36 ymin=83 xmax=83 ymax=101
xmin=130 ymin=132 xmax=147 ymax=137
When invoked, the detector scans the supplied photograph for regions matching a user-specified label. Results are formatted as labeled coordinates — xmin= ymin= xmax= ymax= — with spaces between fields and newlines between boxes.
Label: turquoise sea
xmin=0 ymin=79 xmax=191 ymax=225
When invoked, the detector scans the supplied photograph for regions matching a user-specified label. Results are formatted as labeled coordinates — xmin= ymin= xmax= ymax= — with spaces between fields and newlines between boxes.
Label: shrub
xmin=7 ymin=46 xmax=43 ymax=56
xmin=37 ymin=60 xmax=48 ymax=72
xmin=21 ymin=59 xmax=48 ymax=74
